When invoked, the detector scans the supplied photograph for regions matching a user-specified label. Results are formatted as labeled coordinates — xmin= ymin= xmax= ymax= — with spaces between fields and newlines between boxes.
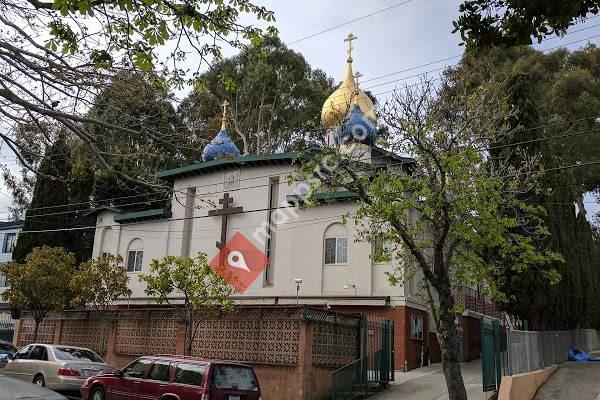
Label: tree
xmin=0 ymin=246 xmax=75 ymax=341
xmin=447 ymin=45 xmax=600 ymax=328
xmin=0 ymin=0 xmax=275 ymax=183
xmin=454 ymin=0 xmax=600 ymax=50
xmin=83 ymin=71 xmax=194 ymax=207
xmin=12 ymin=135 xmax=72 ymax=262
xmin=178 ymin=36 xmax=336 ymax=154
xmin=297 ymin=79 xmax=558 ymax=399
xmin=71 ymin=254 xmax=132 ymax=310
xmin=71 ymin=254 xmax=132 ymax=354
xmin=139 ymin=253 xmax=236 ymax=356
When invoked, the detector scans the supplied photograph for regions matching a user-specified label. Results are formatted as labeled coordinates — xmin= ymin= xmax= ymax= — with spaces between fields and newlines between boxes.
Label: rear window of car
xmin=212 ymin=365 xmax=258 ymax=390
xmin=173 ymin=363 xmax=205 ymax=386
xmin=53 ymin=347 xmax=103 ymax=363
xmin=0 ymin=343 xmax=15 ymax=355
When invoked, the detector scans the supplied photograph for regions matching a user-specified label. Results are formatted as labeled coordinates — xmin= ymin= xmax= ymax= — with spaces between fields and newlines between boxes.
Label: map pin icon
xmin=227 ymin=250 xmax=251 ymax=272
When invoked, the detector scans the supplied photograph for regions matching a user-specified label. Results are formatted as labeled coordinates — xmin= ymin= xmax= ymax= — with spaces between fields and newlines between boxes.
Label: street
xmin=534 ymin=362 xmax=600 ymax=400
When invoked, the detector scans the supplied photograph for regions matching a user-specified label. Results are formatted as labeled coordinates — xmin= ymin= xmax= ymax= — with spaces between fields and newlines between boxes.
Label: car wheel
xmin=90 ymin=386 xmax=105 ymax=400
xmin=33 ymin=374 xmax=45 ymax=387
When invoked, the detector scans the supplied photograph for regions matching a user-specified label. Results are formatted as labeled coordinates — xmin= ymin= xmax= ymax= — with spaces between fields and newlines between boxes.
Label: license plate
xmin=228 ymin=396 xmax=241 ymax=400
xmin=83 ymin=370 xmax=97 ymax=377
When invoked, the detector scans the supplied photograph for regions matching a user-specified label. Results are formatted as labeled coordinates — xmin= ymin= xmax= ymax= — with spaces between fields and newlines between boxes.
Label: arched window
xmin=323 ymin=223 xmax=348 ymax=265
xmin=127 ymin=238 xmax=144 ymax=272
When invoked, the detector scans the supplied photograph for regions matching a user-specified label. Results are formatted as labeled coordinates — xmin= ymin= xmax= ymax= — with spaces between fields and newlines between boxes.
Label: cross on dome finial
xmin=353 ymin=71 xmax=362 ymax=104
xmin=220 ymin=99 xmax=230 ymax=130
xmin=344 ymin=33 xmax=357 ymax=62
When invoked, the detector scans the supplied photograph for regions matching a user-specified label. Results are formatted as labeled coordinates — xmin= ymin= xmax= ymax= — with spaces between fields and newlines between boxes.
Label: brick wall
xmin=329 ymin=304 xmax=431 ymax=371
xmin=13 ymin=308 xmax=355 ymax=400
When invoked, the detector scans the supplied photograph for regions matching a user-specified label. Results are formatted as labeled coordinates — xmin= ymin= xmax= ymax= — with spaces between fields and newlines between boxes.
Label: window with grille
xmin=324 ymin=237 xmax=348 ymax=265
xmin=127 ymin=250 xmax=143 ymax=272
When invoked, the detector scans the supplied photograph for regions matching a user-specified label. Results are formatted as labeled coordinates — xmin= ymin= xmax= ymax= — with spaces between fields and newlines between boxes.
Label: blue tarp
xmin=568 ymin=346 xmax=600 ymax=362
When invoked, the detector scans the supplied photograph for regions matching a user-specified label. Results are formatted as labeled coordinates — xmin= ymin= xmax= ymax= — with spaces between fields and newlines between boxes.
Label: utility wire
xmin=287 ymin=0 xmax=416 ymax=45
xmin=2 ymin=118 xmax=599 ymax=220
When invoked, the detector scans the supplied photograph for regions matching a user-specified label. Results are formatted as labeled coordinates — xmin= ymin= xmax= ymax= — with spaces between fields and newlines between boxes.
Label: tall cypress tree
xmin=12 ymin=135 xmax=92 ymax=263
xmin=448 ymin=45 xmax=600 ymax=329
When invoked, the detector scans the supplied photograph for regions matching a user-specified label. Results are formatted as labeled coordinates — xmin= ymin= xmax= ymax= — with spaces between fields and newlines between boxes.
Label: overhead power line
xmin=287 ymin=0 xmax=416 ymax=45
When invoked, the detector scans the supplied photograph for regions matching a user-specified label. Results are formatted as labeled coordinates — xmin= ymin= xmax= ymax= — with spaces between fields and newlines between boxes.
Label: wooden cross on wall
xmin=208 ymin=193 xmax=243 ymax=266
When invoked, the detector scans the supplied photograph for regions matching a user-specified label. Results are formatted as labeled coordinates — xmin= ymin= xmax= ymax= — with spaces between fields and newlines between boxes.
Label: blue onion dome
xmin=334 ymin=104 xmax=377 ymax=147
xmin=202 ymin=129 xmax=240 ymax=162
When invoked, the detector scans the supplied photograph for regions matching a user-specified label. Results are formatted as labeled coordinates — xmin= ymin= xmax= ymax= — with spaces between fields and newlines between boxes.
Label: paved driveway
xmin=371 ymin=359 xmax=491 ymax=400
xmin=534 ymin=362 xmax=600 ymax=400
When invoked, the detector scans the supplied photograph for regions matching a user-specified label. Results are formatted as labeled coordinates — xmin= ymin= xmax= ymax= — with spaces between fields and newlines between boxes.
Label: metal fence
xmin=506 ymin=328 xmax=600 ymax=375
xmin=330 ymin=316 xmax=394 ymax=400
xmin=0 ymin=320 xmax=14 ymax=342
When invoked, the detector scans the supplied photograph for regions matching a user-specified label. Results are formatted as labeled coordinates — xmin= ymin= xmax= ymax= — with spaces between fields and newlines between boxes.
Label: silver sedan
xmin=1 ymin=344 xmax=114 ymax=391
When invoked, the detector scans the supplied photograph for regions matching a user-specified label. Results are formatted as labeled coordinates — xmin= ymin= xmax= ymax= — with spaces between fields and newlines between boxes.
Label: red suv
xmin=80 ymin=355 xmax=261 ymax=400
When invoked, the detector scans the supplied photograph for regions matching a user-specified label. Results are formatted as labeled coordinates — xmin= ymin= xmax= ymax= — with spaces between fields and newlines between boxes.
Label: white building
xmin=91 ymin=39 xmax=495 ymax=369
xmin=0 ymin=220 xmax=23 ymax=322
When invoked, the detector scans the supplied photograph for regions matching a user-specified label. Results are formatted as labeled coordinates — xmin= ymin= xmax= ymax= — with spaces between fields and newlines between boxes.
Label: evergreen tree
xmin=447 ymin=45 xmax=600 ymax=329
xmin=13 ymin=135 xmax=77 ymax=262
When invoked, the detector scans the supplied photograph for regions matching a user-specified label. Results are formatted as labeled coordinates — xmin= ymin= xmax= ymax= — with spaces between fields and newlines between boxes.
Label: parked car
xmin=0 ymin=340 xmax=17 ymax=360
xmin=1 ymin=344 xmax=114 ymax=391
xmin=80 ymin=355 xmax=262 ymax=400
xmin=0 ymin=374 xmax=67 ymax=400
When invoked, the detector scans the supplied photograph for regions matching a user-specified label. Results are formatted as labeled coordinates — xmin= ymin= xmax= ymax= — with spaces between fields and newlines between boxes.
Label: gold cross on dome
xmin=220 ymin=99 xmax=230 ymax=130
xmin=221 ymin=99 xmax=230 ymax=118
xmin=353 ymin=71 xmax=363 ymax=86
xmin=344 ymin=33 xmax=357 ymax=62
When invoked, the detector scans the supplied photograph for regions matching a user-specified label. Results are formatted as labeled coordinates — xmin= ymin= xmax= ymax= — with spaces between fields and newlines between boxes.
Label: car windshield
xmin=0 ymin=343 xmax=15 ymax=355
xmin=53 ymin=347 xmax=103 ymax=363
xmin=212 ymin=365 xmax=257 ymax=390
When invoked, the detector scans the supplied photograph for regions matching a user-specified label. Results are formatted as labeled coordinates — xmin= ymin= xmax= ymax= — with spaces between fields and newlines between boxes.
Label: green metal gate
xmin=480 ymin=318 xmax=502 ymax=392
xmin=331 ymin=315 xmax=394 ymax=400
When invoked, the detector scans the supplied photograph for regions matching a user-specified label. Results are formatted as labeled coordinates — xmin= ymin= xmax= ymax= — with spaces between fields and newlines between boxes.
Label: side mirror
xmin=114 ymin=369 xmax=124 ymax=377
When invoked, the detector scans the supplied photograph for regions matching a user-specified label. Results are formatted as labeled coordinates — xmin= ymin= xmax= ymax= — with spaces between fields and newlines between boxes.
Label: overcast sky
xmin=0 ymin=0 xmax=598 ymax=221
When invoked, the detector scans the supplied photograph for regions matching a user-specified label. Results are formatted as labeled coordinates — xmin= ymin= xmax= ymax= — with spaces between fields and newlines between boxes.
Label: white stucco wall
xmin=93 ymin=162 xmax=421 ymax=306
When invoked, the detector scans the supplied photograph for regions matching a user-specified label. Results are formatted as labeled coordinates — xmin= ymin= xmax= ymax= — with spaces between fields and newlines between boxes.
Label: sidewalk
xmin=371 ymin=359 xmax=491 ymax=400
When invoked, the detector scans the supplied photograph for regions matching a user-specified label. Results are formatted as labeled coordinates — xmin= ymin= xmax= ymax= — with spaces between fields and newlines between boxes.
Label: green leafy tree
xmin=454 ymin=0 xmax=600 ymax=50
xmin=71 ymin=254 xmax=132 ymax=354
xmin=297 ymin=79 xmax=559 ymax=400
xmin=178 ymin=36 xmax=336 ymax=154
xmin=139 ymin=254 xmax=236 ymax=356
xmin=0 ymin=246 xmax=75 ymax=341
xmin=71 ymin=254 xmax=132 ymax=310
xmin=447 ymin=45 xmax=600 ymax=328
xmin=0 ymin=0 xmax=275 ymax=182
xmin=83 ymin=72 xmax=193 ymax=207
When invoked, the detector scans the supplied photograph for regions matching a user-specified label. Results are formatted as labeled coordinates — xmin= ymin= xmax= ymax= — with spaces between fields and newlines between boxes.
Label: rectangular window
xmin=127 ymin=250 xmax=143 ymax=272
xmin=0 ymin=272 xmax=7 ymax=287
xmin=148 ymin=361 xmax=171 ymax=382
xmin=410 ymin=314 xmax=424 ymax=340
xmin=2 ymin=233 xmax=16 ymax=254
xmin=212 ymin=365 xmax=258 ymax=390
xmin=174 ymin=363 xmax=205 ymax=386
xmin=324 ymin=237 xmax=348 ymax=265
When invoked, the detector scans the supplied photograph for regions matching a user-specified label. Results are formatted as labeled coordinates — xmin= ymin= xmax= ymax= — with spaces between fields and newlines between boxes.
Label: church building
xmin=92 ymin=35 xmax=493 ymax=370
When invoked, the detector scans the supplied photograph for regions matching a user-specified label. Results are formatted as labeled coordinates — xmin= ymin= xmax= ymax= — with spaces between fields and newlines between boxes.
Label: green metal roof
xmin=157 ymin=146 xmax=415 ymax=181
xmin=157 ymin=151 xmax=306 ymax=181
xmin=286 ymin=190 xmax=358 ymax=205
xmin=113 ymin=208 xmax=171 ymax=224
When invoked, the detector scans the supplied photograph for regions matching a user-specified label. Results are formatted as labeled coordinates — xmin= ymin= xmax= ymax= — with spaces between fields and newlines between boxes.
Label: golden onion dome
xmin=321 ymin=41 xmax=376 ymax=129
